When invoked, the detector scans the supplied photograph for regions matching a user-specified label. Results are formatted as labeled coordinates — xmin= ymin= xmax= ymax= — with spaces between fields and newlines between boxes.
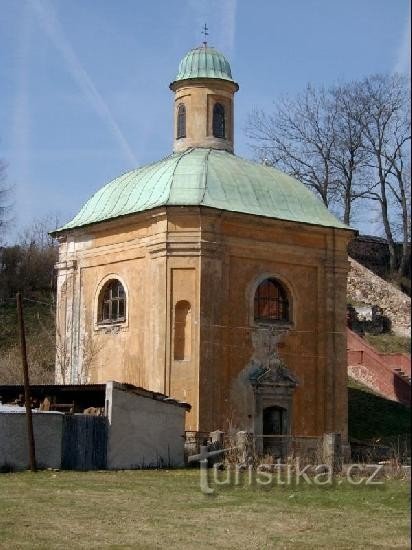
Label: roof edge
xmin=169 ymin=76 xmax=239 ymax=92
xmin=51 ymin=203 xmax=355 ymax=238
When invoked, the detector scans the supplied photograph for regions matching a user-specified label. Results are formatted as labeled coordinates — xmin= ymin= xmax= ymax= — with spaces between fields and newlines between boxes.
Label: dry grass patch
xmin=0 ymin=470 xmax=409 ymax=549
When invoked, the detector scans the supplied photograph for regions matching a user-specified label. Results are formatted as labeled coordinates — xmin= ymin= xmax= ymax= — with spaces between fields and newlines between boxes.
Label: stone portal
xmin=230 ymin=327 xmax=298 ymax=452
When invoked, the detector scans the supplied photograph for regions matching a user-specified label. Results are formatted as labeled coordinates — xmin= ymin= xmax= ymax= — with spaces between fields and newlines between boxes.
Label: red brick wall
xmin=347 ymin=329 xmax=411 ymax=406
xmin=380 ymin=353 xmax=411 ymax=377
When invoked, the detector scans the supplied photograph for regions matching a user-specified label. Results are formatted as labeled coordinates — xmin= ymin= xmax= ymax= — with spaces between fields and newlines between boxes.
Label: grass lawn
xmin=364 ymin=333 xmax=411 ymax=355
xmin=0 ymin=470 xmax=409 ymax=549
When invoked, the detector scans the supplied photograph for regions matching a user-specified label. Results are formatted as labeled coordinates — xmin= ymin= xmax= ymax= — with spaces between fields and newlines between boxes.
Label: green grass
xmin=0 ymin=470 xmax=409 ymax=549
xmin=348 ymin=377 xmax=411 ymax=443
xmin=364 ymin=333 xmax=411 ymax=354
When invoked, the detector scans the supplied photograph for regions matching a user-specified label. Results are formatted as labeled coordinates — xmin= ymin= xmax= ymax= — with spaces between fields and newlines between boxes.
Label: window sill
xmin=95 ymin=320 xmax=128 ymax=333
xmin=253 ymin=320 xmax=293 ymax=329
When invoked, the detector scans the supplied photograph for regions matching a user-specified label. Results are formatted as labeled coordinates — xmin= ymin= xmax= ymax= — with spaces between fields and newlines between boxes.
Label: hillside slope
xmin=347 ymin=258 xmax=411 ymax=337
xmin=0 ymin=298 xmax=55 ymax=384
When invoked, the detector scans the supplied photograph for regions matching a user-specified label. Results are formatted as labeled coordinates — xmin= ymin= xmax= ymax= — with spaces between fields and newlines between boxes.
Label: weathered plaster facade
xmin=56 ymin=207 xmax=352 ymax=437
xmin=171 ymin=79 xmax=238 ymax=153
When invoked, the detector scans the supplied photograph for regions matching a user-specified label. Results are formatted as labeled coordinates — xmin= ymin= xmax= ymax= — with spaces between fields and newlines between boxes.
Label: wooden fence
xmin=62 ymin=415 xmax=107 ymax=470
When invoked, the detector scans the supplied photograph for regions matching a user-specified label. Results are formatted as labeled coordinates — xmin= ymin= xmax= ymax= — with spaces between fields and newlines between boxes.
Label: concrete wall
xmin=105 ymin=382 xmax=186 ymax=469
xmin=0 ymin=411 xmax=63 ymax=471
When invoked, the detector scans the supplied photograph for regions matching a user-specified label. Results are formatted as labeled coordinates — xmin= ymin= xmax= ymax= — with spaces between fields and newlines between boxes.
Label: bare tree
xmin=55 ymin=324 xmax=70 ymax=384
xmin=246 ymin=85 xmax=338 ymax=208
xmin=55 ymin=321 xmax=103 ymax=385
xmin=387 ymin=155 xmax=410 ymax=279
xmin=18 ymin=213 xmax=60 ymax=250
xmin=0 ymin=214 xmax=61 ymax=299
xmin=330 ymin=83 xmax=375 ymax=224
xmin=358 ymin=74 xmax=411 ymax=276
xmin=246 ymin=84 xmax=374 ymax=222
xmin=78 ymin=330 xmax=104 ymax=384
xmin=246 ymin=74 xmax=411 ymax=280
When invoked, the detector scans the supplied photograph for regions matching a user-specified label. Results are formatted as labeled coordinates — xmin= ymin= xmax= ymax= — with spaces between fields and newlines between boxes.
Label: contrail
xmin=29 ymin=0 xmax=138 ymax=167
xmin=393 ymin=6 xmax=411 ymax=75
xmin=11 ymin=2 xmax=31 ymax=218
xmin=220 ymin=0 xmax=237 ymax=57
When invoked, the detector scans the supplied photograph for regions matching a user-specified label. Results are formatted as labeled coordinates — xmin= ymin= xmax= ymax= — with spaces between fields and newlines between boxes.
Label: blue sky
xmin=1 ymin=0 xmax=410 ymax=241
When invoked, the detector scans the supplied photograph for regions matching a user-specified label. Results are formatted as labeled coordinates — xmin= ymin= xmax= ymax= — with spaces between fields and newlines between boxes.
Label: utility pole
xmin=16 ymin=292 xmax=37 ymax=472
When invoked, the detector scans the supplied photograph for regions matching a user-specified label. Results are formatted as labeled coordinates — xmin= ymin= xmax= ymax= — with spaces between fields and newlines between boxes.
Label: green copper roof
xmin=173 ymin=46 xmax=235 ymax=83
xmin=56 ymin=149 xmax=349 ymax=233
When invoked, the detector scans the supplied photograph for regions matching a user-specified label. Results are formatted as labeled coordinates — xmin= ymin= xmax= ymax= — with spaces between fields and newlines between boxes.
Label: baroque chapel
xmin=53 ymin=44 xmax=354 ymax=446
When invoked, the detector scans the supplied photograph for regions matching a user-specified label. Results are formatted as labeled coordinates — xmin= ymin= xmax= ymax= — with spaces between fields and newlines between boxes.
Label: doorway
xmin=262 ymin=406 xmax=286 ymax=455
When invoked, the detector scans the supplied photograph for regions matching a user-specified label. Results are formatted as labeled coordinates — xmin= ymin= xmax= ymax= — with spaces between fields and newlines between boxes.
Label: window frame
xmin=253 ymin=277 xmax=291 ymax=325
xmin=96 ymin=278 xmax=127 ymax=327
xmin=212 ymin=102 xmax=226 ymax=139
xmin=176 ymin=103 xmax=186 ymax=139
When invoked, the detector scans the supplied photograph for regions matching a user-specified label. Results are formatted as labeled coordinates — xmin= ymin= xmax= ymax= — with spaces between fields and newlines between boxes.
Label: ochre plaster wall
xmin=55 ymin=207 xmax=353 ymax=438
xmin=171 ymin=79 xmax=237 ymax=153
xmin=198 ymin=212 xmax=352 ymax=439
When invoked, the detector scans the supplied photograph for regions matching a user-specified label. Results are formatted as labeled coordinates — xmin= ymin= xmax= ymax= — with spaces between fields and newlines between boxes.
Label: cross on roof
xmin=202 ymin=23 xmax=208 ymax=46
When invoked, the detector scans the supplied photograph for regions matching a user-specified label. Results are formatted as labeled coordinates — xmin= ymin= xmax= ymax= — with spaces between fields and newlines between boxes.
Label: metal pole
xmin=16 ymin=292 xmax=36 ymax=472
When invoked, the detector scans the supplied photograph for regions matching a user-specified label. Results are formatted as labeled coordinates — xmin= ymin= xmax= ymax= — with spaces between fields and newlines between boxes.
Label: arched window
xmin=174 ymin=300 xmax=191 ymax=360
xmin=213 ymin=103 xmax=225 ymax=138
xmin=177 ymin=104 xmax=186 ymax=139
xmin=98 ymin=279 xmax=126 ymax=324
xmin=254 ymin=278 xmax=289 ymax=323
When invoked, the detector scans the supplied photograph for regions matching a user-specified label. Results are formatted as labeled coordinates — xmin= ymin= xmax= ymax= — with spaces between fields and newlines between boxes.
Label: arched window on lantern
xmin=254 ymin=278 xmax=290 ymax=323
xmin=174 ymin=300 xmax=191 ymax=360
xmin=177 ymin=104 xmax=186 ymax=139
xmin=97 ymin=279 xmax=126 ymax=325
xmin=213 ymin=103 xmax=225 ymax=138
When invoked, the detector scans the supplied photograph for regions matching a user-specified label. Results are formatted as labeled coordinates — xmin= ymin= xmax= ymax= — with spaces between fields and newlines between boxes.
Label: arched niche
xmin=174 ymin=300 xmax=192 ymax=361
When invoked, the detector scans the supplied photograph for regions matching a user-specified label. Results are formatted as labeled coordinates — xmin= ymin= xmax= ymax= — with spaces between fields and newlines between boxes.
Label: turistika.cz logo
xmin=188 ymin=446 xmax=385 ymax=494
